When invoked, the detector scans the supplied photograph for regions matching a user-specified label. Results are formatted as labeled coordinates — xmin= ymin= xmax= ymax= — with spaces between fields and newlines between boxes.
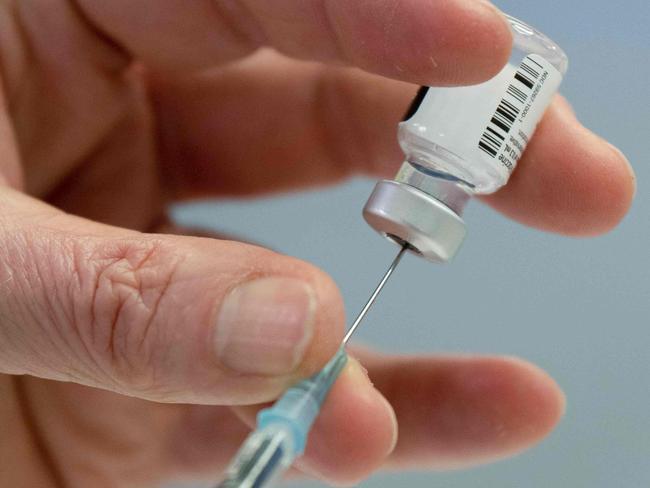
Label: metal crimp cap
xmin=363 ymin=180 xmax=467 ymax=263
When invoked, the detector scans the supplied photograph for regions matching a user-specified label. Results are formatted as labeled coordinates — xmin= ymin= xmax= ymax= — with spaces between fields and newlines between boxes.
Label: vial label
xmin=399 ymin=54 xmax=563 ymax=192
xmin=477 ymin=54 xmax=562 ymax=172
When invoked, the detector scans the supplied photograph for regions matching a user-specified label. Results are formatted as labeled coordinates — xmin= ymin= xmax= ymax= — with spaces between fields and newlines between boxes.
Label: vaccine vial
xmin=364 ymin=14 xmax=568 ymax=263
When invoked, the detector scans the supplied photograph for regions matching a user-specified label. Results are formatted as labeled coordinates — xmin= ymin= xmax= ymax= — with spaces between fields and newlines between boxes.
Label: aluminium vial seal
xmin=363 ymin=165 xmax=470 ymax=264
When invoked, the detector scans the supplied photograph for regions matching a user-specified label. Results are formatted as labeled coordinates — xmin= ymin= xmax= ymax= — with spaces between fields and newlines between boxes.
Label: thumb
xmin=0 ymin=188 xmax=343 ymax=404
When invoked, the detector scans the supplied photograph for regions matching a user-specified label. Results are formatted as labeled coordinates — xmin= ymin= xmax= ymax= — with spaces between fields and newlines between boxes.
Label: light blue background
xmin=170 ymin=1 xmax=650 ymax=487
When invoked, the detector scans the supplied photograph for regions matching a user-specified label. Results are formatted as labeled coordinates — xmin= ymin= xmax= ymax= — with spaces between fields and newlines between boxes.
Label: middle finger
xmin=153 ymin=52 xmax=635 ymax=236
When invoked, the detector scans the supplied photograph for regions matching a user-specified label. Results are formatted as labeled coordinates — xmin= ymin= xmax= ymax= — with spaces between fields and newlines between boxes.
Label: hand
xmin=0 ymin=1 xmax=635 ymax=486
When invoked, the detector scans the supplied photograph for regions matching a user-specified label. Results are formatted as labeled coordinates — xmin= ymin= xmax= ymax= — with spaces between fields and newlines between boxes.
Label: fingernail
xmin=379 ymin=393 xmax=399 ymax=454
xmin=346 ymin=357 xmax=372 ymax=386
xmin=475 ymin=0 xmax=508 ymax=19
xmin=346 ymin=358 xmax=399 ymax=452
xmin=215 ymin=278 xmax=316 ymax=375
xmin=555 ymin=96 xmax=577 ymax=119
xmin=607 ymin=143 xmax=637 ymax=198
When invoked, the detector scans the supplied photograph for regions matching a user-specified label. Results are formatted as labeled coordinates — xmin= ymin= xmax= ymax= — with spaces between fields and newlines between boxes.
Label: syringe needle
xmin=343 ymin=243 xmax=409 ymax=345
xmin=217 ymin=243 xmax=409 ymax=488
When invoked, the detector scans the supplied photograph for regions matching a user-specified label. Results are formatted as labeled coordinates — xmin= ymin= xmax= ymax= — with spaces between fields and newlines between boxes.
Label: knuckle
xmin=0 ymin=226 xmax=84 ymax=377
xmin=76 ymin=237 xmax=182 ymax=391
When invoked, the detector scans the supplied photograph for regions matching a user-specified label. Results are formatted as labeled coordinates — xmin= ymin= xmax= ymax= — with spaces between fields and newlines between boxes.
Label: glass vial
xmin=364 ymin=14 xmax=568 ymax=263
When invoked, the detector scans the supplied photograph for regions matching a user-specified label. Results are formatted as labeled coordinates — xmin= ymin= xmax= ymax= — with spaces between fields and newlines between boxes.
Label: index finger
xmin=76 ymin=0 xmax=512 ymax=85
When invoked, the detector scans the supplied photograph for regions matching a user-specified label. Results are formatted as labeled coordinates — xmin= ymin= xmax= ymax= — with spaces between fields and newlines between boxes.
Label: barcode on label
xmin=478 ymin=57 xmax=545 ymax=158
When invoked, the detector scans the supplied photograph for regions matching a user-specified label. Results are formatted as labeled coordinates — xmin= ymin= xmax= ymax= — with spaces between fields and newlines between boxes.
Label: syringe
xmin=217 ymin=243 xmax=409 ymax=488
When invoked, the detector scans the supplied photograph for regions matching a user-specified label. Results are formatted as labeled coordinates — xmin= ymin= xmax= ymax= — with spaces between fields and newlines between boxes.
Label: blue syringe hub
xmin=257 ymin=348 xmax=348 ymax=455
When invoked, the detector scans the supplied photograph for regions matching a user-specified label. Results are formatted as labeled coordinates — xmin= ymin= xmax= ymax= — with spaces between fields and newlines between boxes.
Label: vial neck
xmin=395 ymin=161 xmax=472 ymax=216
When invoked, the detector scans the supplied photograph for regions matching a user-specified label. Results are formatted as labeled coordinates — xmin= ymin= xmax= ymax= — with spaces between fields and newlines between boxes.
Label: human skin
xmin=0 ymin=1 xmax=636 ymax=487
